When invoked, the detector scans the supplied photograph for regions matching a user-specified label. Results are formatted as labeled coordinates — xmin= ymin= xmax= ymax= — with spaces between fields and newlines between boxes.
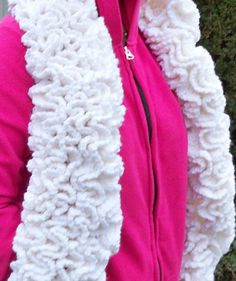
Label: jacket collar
xmin=7 ymin=1 xmax=235 ymax=280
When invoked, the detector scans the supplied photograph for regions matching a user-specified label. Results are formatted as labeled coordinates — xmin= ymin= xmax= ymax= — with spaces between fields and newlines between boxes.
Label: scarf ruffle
xmin=7 ymin=0 xmax=235 ymax=280
xmin=139 ymin=1 xmax=235 ymax=280
xmin=8 ymin=0 xmax=126 ymax=280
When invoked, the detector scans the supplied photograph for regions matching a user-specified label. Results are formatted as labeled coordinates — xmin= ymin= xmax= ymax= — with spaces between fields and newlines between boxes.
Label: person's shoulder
xmin=0 ymin=14 xmax=33 ymax=123
xmin=0 ymin=15 xmax=23 ymax=40
xmin=0 ymin=14 xmax=26 ymax=65
xmin=0 ymin=14 xmax=22 ymax=32
xmin=0 ymin=14 xmax=24 ymax=48
xmin=0 ymin=14 xmax=34 ymax=88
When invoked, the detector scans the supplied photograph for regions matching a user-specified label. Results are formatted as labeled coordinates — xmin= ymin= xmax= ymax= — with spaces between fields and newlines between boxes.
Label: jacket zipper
xmin=122 ymin=28 xmax=152 ymax=142
xmin=133 ymin=75 xmax=152 ymax=141
xmin=122 ymin=25 xmax=162 ymax=281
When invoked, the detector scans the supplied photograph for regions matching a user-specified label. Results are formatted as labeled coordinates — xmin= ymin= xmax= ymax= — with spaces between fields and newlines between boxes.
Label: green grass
xmin=194 ymin=1 xmax=236 ymax=280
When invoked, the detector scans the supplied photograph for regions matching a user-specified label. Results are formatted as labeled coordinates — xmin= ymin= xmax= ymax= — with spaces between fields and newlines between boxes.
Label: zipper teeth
xmin=122 ymin=22 xmax=127 ymax=45
xmin=123 ymin=29 xmax=128 ymax=46
xmin=122 ymin=24 xmax=152 ymax=139
xmin=121 ymin=20 xmax=162 ymax=281
xmin=132 ymin=73 xmax=161 ymax=280
xmin=133 ymin=76 xmax=152 ymax=141
xmin=132 ymin=71 xmax=161 ymax=281
xmin=152 ymin=168 xmax=157 ymax=217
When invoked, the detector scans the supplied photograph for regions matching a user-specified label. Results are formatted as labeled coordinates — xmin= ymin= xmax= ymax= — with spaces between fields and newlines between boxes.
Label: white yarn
xmin=6 ymin=0 xmax=236 ymax=280
xmin=138 ymin=0 xmax=236 ymax=280
xmin=7 ymin=0 xmax=126 ymax=280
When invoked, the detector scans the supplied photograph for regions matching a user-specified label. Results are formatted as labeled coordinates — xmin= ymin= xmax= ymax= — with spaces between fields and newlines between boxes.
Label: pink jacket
xmin=0 ymin=1 xmax=235 ymax=281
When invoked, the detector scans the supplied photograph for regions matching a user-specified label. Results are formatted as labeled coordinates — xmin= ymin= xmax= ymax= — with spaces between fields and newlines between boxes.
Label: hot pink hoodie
xmin=0 ymin=1 xmax=188 ymax=280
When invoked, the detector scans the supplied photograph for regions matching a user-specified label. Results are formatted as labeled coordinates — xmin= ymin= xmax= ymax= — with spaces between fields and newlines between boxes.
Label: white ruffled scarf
xmin=7 ymin=0 xmax=235 ymax=280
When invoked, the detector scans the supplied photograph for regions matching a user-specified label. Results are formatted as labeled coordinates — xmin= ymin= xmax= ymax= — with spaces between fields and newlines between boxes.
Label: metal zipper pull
xmin=124 ymin=45 xmax=135 ymax=60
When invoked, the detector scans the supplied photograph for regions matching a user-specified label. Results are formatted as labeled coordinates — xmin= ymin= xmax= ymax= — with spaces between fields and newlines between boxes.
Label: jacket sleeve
xmin=138 ymin=0 xmax=236 ymax=280
xmin=0 ymin=15 xmax=33 ymax=281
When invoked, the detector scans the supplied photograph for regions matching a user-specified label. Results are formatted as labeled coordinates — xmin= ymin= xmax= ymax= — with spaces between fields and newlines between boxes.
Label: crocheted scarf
xmin=7 ymin=1 xmax=235 ymax=280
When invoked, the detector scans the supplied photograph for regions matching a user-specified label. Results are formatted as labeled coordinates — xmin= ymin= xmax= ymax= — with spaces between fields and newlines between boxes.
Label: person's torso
xmin=95 ymin=1 xmax=189 ymax=280
xmin=0 ymin=0 xmax=188 ymax=279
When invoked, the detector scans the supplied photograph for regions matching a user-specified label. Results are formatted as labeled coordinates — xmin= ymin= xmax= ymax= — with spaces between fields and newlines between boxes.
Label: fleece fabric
xmin=0 ymin=0 xmax=235 ymax=281
xmin=0 ymin=5 xmax=188 ymax=281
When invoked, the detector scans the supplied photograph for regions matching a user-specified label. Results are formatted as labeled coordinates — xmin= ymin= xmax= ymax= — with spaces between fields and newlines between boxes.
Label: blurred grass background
xmin=194 ymin=1 xmax=236 ymax=280
xmin=0 ymin=0 xmax=236 ymax=280
xmin=0 ymin=0 xmax=7 ymax=18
